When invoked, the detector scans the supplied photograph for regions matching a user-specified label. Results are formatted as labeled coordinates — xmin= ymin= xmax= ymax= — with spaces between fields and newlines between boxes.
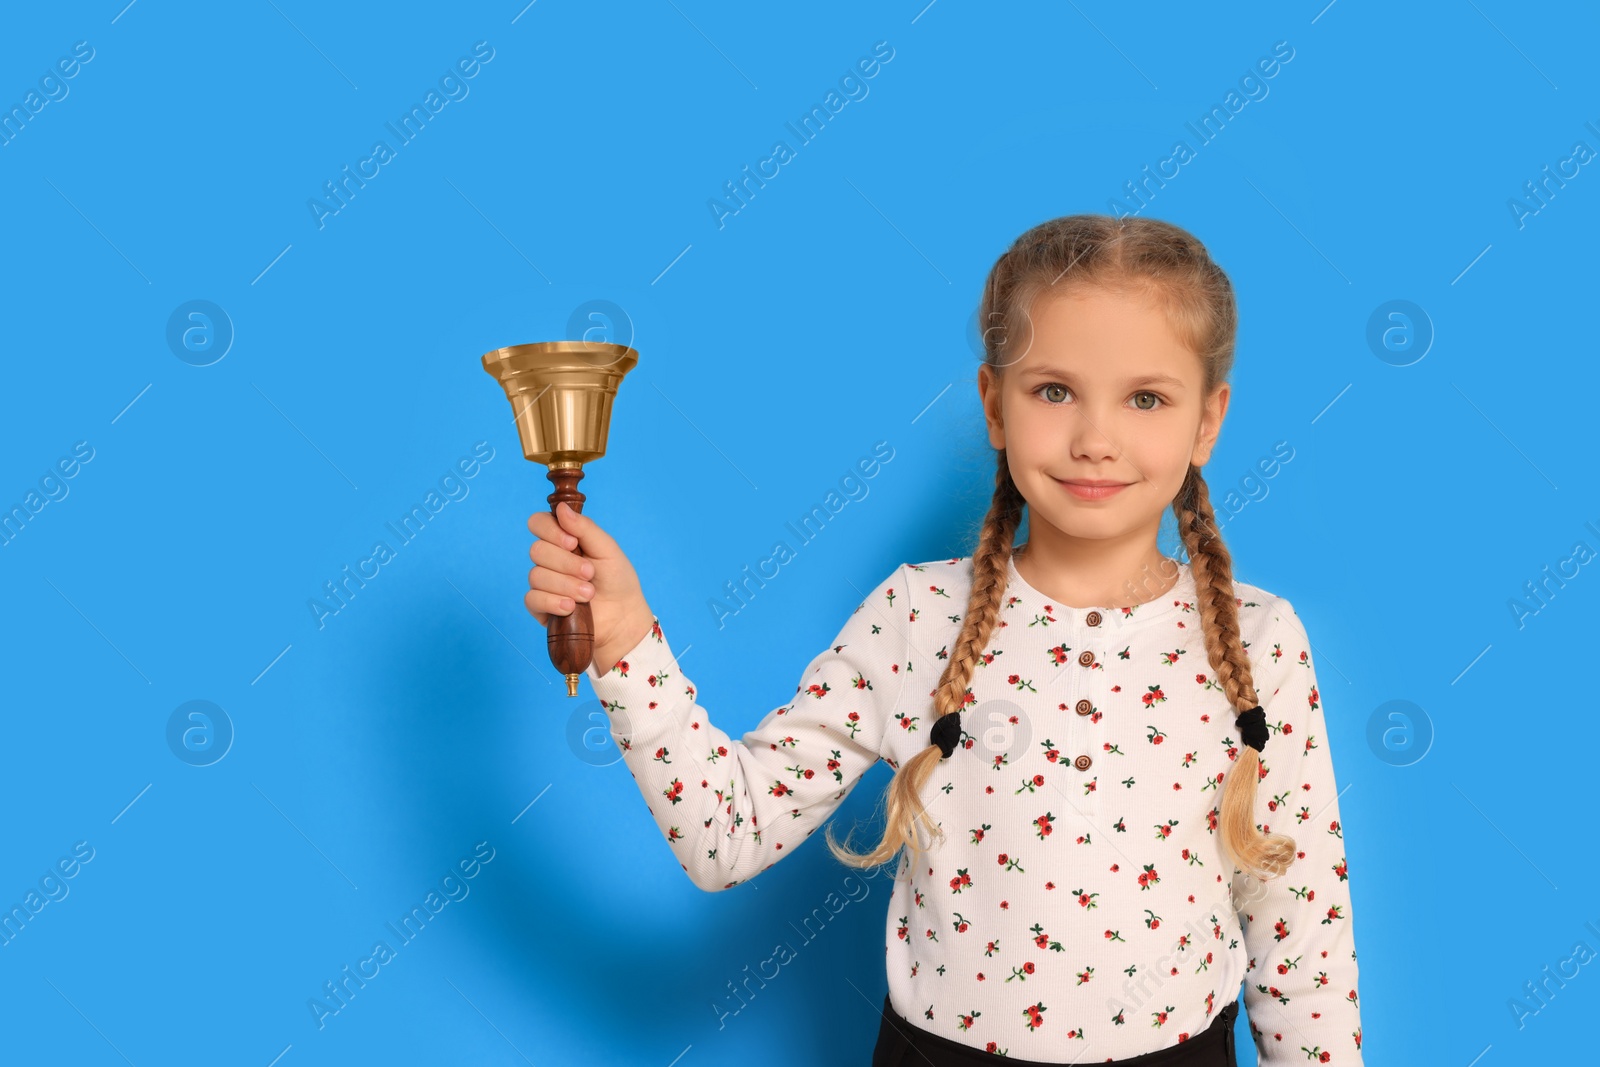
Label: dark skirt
xmin=871 ymin=994 xmax=1238 ymax=1067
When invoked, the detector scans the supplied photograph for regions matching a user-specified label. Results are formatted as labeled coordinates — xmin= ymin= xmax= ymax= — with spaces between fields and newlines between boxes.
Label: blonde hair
xmin=825 ymin=214 xmax=1296 ymax=883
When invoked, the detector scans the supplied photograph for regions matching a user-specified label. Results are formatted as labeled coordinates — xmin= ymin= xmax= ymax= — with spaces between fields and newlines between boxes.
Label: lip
xmin=1057 ymin=478 xmax=1129 ymax=500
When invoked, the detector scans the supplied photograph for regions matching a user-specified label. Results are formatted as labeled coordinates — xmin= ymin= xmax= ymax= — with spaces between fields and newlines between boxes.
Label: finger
xmin=528 ymin=564 xmax=595 ymax=604
xmin=555 ymin=501 xmax=621 ymax=557
xmin=528 ymin=511 xmax=579 ymax=550
xmin=524 ymin=588 xmax=575 ymax=623
xmin=529 ymin=537 xmax=593 ymax=578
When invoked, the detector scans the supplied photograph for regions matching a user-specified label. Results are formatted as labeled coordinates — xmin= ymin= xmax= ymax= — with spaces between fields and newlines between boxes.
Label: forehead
xmin=1009 ymin=287 xmax=1200 ymax=381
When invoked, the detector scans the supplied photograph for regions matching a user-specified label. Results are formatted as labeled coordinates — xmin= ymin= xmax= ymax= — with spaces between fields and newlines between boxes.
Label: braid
xmin=832 ymin=213 xmax=1289 ymax=889
xmin=825 ymin=458 xmax=1026 ymax=872
xmin=936 ymin=458 xmax=1025 ymax=721
xmin=1175 ymin=468 xmax=1297 ymax=881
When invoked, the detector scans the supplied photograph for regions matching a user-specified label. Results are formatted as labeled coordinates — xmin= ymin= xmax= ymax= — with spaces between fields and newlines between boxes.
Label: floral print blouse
xmin=585 ymin=554 xmax=1364 ymax=1063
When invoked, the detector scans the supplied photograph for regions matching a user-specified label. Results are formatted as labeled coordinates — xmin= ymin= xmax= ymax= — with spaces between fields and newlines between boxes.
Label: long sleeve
xmin=1236 ymin=596 xmax=1365 ymax=1065
xmin=584 ymin=563 xmax=915 ymax=893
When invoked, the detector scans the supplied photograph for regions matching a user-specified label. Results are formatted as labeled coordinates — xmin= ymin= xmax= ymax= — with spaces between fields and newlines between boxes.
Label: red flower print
xmin=589 ymin=567 xmax=1364 ymax=1054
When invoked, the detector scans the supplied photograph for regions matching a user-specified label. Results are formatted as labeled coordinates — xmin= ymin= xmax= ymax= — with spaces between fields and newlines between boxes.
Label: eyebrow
xmin=1018 ymin=367 xmax=1188 ymax=389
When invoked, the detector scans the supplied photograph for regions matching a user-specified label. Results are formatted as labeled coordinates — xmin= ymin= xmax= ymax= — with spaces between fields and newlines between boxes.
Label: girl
xmin=525 ymin=215 xmax=1364 ymax=1066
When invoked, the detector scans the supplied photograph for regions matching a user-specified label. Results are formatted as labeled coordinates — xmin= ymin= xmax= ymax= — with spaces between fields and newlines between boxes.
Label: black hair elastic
xmin=1235 ymin=705 xmax=1268 ymax=753
xmin=930 ymin=710 xmax=962 ymax=759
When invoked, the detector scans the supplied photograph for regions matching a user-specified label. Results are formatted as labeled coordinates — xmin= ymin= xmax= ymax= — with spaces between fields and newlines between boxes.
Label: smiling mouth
xmin=1057 ymin=478 xmax=1129 ymax=500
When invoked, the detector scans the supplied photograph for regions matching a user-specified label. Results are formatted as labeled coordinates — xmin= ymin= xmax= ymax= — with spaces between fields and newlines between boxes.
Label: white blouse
xmin=586 ymin=554 xmax=1365 ymax=1063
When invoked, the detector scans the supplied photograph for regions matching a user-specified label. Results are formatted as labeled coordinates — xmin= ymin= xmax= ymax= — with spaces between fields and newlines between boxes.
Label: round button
xmin=1084 ymin=610 xmax=1102 ymax=627
xmin=1077 ymin=650 xmax=1095 ymax=667
xmin=1074 ymin=699 xmax=1093 ymax=716
xmin=1073 ymin=754 xmax=1092 ymax=771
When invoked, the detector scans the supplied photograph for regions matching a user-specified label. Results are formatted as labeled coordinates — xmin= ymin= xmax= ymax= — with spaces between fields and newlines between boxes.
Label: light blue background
xmin=1 ymin=1 xmax=1594 ymax=1063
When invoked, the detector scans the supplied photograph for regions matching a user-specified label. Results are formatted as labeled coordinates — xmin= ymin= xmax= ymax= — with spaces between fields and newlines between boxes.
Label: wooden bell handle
xmin=546 ymin=466 xmax=593 ymax=697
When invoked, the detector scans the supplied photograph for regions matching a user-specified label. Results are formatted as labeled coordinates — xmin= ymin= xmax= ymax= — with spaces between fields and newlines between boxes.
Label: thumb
xmin=556 ymin=501 xmax=617 ymax=556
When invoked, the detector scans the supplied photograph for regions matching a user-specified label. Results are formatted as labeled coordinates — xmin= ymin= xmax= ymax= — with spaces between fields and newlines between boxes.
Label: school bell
xmin=481 ymin=341 xmax=638 ymax=697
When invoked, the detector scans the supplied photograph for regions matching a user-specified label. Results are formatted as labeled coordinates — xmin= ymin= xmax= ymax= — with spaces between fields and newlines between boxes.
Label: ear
xmin=1190 ymin=383 xmax=1230 ymax=466
xmin=978 ymin=364 xmax=1006 ymax=450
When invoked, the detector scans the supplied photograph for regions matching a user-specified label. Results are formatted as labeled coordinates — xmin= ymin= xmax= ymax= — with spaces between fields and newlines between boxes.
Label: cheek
xmin=1130 ymin=433 xmax=1194 ymax=484
xmin=998 ymin=406 xmax=1045 ymax=452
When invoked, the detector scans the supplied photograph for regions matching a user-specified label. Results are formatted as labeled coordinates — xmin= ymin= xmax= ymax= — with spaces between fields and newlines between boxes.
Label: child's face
xmin=978 ymin=284 xmax=1228 ymax=549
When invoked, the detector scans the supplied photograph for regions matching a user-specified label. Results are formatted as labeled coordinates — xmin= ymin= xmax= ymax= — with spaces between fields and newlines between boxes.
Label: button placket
xmin=1066 ymin=609 xmax=1100 ymax=802
xmin=1072 ymin=608 xmax=1100 ymax=720
xmin=1079 ymin=607 xmax=1104 ymax=764
xmin=1047 ymin=609 xmax=1097 ymax=862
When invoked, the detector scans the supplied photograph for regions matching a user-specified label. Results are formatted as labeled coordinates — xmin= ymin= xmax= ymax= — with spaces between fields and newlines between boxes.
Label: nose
xmin=1067 ymin=405 xmax=1122 ymax=463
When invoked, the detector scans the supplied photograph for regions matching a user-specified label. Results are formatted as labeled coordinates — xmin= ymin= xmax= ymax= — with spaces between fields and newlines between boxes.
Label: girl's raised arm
xmin=585 ymin=564 xmax=915 ymax=892
xmin=1235 ymin=598 xmax=1365 ymax=1065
